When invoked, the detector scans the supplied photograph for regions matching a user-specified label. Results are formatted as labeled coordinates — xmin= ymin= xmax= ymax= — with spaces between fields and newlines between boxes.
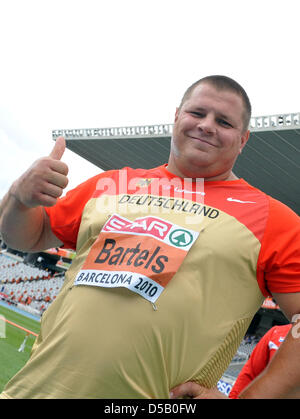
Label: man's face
xmin=168 ymin=83 xmax=250 ymax=180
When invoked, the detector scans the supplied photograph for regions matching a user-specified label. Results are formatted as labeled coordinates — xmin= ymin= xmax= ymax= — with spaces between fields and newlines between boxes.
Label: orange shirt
xmin=3 ymin=165 xmax=299 ymax=398
xmin=45 ymin=164 xmax=300 ymax=297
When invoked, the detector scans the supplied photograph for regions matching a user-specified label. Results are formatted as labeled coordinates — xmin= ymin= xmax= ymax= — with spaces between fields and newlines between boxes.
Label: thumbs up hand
xmin=11 ymin=136 xmax=69 ymax=208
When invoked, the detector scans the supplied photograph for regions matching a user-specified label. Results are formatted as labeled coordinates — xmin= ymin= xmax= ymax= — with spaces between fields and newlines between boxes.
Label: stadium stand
xmin=0 ymin=243 xmax=66 ymax=315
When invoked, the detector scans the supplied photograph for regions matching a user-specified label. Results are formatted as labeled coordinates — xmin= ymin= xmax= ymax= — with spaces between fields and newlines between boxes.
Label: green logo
xmin=169 ymin=229 xmax=193 ymax=247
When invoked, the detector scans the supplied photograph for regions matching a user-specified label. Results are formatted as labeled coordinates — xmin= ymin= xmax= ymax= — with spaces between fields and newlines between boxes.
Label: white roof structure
xmin=52 ymin=112 xmax=300 ymax=214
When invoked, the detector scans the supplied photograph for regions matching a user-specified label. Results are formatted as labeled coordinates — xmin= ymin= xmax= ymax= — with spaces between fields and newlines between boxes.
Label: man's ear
xmin=174 ymin=107 xmax=180 ymax=122
xmin=239 ymin=130 xmax=250 ymax=154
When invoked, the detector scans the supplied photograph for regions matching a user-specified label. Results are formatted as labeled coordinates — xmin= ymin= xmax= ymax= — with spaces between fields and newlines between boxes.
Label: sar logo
xmin=169 ymin=229 xmax=194 ymax=248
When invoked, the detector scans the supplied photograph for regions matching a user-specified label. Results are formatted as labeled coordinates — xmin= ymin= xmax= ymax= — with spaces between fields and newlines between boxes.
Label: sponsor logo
xmin=217 ymin=379 xmax=233 ymax=396
xmin=227 ymin=197 xmax=256 ymax=204
xmin=103 ymin=214 xmax=173 ymax=240
xmin=169 ymin=229 xmax=194 ymax=248
xmin=103 ymin=214 xmax=198 ymax=250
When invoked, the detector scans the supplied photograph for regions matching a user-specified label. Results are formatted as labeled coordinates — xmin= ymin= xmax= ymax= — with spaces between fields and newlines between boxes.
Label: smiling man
xmin=0 ymin=75 xmax=299 ymax=399
xmin=169 ymin=76 xmax=300 ymax=399
xmin=169 ymin=76 xmax=250 ymax=180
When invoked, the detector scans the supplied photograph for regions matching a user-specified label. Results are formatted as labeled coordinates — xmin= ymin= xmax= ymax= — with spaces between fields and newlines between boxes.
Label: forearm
xmin=0 ymin=183 xmax=47 ymax=252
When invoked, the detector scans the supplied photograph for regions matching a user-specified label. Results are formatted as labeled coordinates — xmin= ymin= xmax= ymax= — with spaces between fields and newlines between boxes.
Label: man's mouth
xmin=188 ymin=135 xmax=216 ymax=147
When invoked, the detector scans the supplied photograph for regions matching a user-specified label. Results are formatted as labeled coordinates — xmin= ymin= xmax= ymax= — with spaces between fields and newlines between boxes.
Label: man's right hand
xmin=11 ymin=136 xmax=69 ymax=208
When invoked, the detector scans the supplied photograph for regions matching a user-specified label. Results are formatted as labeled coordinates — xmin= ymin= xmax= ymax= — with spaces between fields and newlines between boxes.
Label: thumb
xmin=49 ymin=136 xmax=66 ymax=160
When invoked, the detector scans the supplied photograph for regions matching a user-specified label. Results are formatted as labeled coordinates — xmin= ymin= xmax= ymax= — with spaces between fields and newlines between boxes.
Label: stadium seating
xmin=0 ymin=253 xmax=65 ymax=314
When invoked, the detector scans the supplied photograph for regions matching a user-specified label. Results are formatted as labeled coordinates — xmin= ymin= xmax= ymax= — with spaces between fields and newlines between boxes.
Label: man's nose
xmin=197 ymin=115 xmax=216 ymax=134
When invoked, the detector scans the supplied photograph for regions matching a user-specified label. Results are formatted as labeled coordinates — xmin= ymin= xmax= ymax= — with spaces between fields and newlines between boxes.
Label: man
xmin=0 ymin=75 xmax=299 ymax=398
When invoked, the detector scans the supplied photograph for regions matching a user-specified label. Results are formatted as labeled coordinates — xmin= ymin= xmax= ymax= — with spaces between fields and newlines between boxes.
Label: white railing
xmin=250 ymin=112 xmax=300 ymax=131
xmin=52 ymin=112 xmax=300 ymax=140
xmin=52 ymin=124 xmax=174 ymax=140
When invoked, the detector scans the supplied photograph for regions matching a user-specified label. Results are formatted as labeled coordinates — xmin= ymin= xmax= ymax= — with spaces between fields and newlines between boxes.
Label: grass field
xmin=0 ymin=305 xmax=40 ymax=392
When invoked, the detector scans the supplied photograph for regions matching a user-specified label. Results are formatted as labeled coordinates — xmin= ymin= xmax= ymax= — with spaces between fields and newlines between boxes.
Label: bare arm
xmin=0 ymin=137 xmax=68 ymax=252
xmin=0 ymin=191 xmax=62 ymax=252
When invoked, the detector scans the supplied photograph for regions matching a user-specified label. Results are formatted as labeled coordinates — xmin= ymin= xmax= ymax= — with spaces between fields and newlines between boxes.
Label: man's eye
xmin=218 ymin=119 xmax=232 ymax=127
xmin=191 ymin=112 xmax=204 ymax=117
